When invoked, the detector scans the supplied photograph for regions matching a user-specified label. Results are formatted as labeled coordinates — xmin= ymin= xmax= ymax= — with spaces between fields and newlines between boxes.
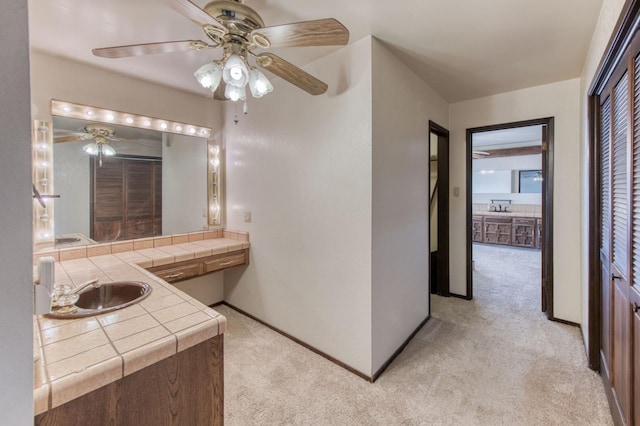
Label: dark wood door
xmin=598 ymin=49 xmax=637 ymax=425
xmin=91 ymin=156 xmax=162 ymax=242
xmin=631 ymin=287 xmax=640 ymax=426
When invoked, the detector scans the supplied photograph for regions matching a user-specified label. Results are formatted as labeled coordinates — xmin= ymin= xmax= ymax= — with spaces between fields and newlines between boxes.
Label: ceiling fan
xmin=54 ymin=123 xmax=123 ymax=166
xmin=92 ymin=0 xmax=350 ymax=101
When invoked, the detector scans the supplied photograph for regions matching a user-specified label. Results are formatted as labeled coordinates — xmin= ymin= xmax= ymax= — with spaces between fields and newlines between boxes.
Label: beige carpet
xmin=219 ymin=243 xmax=612 ymax=425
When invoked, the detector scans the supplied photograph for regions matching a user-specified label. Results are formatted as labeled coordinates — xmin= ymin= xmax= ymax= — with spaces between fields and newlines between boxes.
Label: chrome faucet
xmin=71 ymin=279 xmax=101 ymax=294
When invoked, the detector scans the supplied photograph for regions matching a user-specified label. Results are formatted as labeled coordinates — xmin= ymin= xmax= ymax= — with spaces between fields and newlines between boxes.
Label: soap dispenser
xmin=34 ymin=256 xmax=55 ymax=315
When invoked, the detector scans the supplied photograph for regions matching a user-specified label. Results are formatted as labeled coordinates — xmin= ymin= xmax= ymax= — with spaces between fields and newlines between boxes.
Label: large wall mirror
xmin=34 ymin=101 xmax=221 ymax=250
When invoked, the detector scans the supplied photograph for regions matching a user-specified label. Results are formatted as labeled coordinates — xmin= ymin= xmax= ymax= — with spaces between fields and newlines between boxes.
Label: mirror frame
xmin=34 ymin=100 xmax=222 ymax=249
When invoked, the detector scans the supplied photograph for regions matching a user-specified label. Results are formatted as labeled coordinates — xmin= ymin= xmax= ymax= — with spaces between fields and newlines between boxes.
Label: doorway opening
xmin=465 ymin=118 xmax=554 ymax=319
xmin=429 ymin=121 xmax=450 ymax=297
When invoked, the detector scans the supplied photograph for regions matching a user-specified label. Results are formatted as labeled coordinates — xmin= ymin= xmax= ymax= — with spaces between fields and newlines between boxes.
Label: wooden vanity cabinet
xmin=35 ymin=336 xmax=223 ymax=426
xmin=472 ymin=215 xmax=484 ymax=242
xmin=536 ymin=218 xmax=543 ymax=249
xmin=483 ymin=217 xmax=512 ymax=245
xmin=147 ymin=249 xmax=249 ymax=283
xmin=512 ymin=218 xmax=536 ymax=248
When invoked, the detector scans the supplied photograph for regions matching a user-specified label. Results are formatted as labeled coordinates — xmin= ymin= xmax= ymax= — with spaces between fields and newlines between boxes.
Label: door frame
xmin=465 ymin=118 xmax=554 ymax=319
xmin=429 ymin=120 xmax=450 ymax=296
xmin=587 ymin=0 xmax=640 ymax=373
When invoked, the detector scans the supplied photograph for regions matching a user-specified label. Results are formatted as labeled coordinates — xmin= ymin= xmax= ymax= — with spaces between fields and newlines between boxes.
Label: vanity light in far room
xmin=143 ymin=120 xmax=151 ymax=127
xmin=105 ymin=113 xmax=115 ymax=121
xmin=125 ymin=117 xmax=134 ymax=124
xmin=160 ymin=122 xmax=168 ymax=130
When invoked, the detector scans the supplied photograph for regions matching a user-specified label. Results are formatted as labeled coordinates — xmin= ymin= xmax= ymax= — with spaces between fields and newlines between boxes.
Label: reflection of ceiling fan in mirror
xmin=472 ymin=151 xmax=490 ymax=159
xmin=92 ymin=0 xmax=350 ymax=102
xmin=54 ymin=123 xmax=123 ymax=166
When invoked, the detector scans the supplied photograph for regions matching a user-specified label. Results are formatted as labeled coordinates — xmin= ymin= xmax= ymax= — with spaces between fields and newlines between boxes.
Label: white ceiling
xmin=27 ymin=0 xmax=604 ymax=103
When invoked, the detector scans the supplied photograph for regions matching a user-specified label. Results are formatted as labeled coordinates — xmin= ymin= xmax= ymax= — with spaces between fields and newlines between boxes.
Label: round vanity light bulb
xmin=106 ymin=114 xmax=114 ymax=121
xmin=126 ymin=117 xmax=134 ymax=124
xmin=143 ymin=120 xmax=151 ymax=127
xmin=175 ymin=125 xmax=183 ymax=132
xmin=160 ymin=123 xmax=167 ymax=130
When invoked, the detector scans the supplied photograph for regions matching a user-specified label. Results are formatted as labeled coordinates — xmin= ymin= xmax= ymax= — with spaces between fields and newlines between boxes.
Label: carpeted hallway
xmin=219 ymin=243 xmax=612 ymax=425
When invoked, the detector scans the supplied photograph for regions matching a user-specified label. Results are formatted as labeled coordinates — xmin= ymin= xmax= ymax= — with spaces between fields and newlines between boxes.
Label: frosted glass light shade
xmin=222 ymin=54 xmax=249 ymax=88
xmin=101 ymin=144 xmax=116 ymax=156
xmin=194 ymin=61 xmax=223 ymax=91
xmin=82 ymin=142 xmax=98 ymax=155
xmin=224 ymin=84 xmax=247 ymax=101
xmin=248 ymin=68 xmax=273 ymax=98
xmin=83 ymin=142 xmax=116 ymax=156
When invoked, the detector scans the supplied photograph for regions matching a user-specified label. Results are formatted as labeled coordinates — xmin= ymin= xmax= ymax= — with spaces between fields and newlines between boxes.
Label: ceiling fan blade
xmin=93 ymin=40 xmax=206 ymax=58
xmin=167 ymin=0 xmax=227 ymax=30
xmin=54 ymin=135 xmax=84 ymax=143
xmin=257 ymin=53 xmax=328 ymax=95
xmin=253 ymin=18 xmax=349 ymax=48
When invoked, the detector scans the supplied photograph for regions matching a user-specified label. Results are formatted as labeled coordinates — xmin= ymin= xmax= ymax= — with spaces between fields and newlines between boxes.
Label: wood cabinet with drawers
xmin=483 ymin=216 xmax=512 ymax=245
xmin=512 ymin=218 xmax=536 ymax=248
xmin=147 ymin=249 xmax=249 ymax=283
xmin=473 ymin=214 xmax=541 ymax=249
xmin=472 ymin=215 xmax=484 ymax=242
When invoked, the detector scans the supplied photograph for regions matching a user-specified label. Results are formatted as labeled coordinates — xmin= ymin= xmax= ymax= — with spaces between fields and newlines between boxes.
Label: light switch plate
xmin=244 ymin=211 xmax=252 ymax=223
xmin=453 ymin=187 xmax=460 ymax=197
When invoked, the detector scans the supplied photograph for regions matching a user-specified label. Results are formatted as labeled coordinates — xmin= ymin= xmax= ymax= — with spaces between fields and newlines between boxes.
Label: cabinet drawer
xmin=513 ymin=218 xmax=536 ymax=225
xmin=204 ymin=251 xmax=247 ymax=273
xmin=484 ymin=216 xmax=512 ymax=224
xmin=150 ymin=262 xmax=201 ymax=283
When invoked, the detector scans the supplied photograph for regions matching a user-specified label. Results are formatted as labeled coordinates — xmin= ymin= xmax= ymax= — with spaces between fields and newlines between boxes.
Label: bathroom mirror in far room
xmin=33 ymin=101 xmax=221 ymax=250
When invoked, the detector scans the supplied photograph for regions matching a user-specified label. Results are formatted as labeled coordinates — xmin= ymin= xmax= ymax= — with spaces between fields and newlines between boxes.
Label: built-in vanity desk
xmin=33 ymin=229 xmax=249 ymax=425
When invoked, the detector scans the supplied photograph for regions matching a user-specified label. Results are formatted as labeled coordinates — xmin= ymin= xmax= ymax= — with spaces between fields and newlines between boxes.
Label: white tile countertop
xmin=33 ymin=229 xmax=249 ymax=415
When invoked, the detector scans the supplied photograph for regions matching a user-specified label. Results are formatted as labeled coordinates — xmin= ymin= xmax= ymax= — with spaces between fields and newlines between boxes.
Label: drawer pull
xmin=218 ymin=260 xmax=236 ymax=266
xmin=164 ymin=272 xmax=185 ymax=279
xmin=634 ymin=303 xmax=640 ymax=313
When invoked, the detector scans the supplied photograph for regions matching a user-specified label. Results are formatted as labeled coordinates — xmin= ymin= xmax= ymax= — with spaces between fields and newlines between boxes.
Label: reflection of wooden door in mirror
xmin=91 ymin=156 xmax=162 ymax=242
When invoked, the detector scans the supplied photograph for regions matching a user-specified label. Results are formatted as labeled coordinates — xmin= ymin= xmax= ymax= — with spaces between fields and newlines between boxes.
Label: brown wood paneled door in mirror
xmin=91 ymin=156 xmax=162 ymax=242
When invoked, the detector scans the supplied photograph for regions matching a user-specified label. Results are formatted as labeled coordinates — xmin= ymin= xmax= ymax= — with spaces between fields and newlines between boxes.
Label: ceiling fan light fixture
xmin=194 ymin=61 xmax=223 ymax=91
xmin=225 ymin=84 xmax=247 ymax=102
xmin=248 ymin=68 xmax=273 ymax=98
xmin=222 ymin=54 xmax=249 ymax=88
xmin=82 ymin=142 xmax=99 ymax=155
xmin=101 ymin=144 xmax=116 ymax=156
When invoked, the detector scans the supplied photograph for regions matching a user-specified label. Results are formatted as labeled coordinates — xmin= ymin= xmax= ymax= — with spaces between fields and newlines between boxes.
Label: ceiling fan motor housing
xmin=204 ymin=1 xmax=265 ymax=31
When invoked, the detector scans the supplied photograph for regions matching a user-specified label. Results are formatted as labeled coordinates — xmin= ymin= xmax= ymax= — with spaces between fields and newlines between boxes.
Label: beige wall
xmin=371 ymin=38 xmax=449 ymax=373
xmin=1 ymin=0 xmax=34 ymax=422
xmin=30 ymin=52 xmax=222 ymax=130
xmin=449 ymin=78 xmax=582 ymax=323
xmin=223 ymin=37 xmax=375 ymax=375
xmin=579 ymin=0 xmax=627 ymax=346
